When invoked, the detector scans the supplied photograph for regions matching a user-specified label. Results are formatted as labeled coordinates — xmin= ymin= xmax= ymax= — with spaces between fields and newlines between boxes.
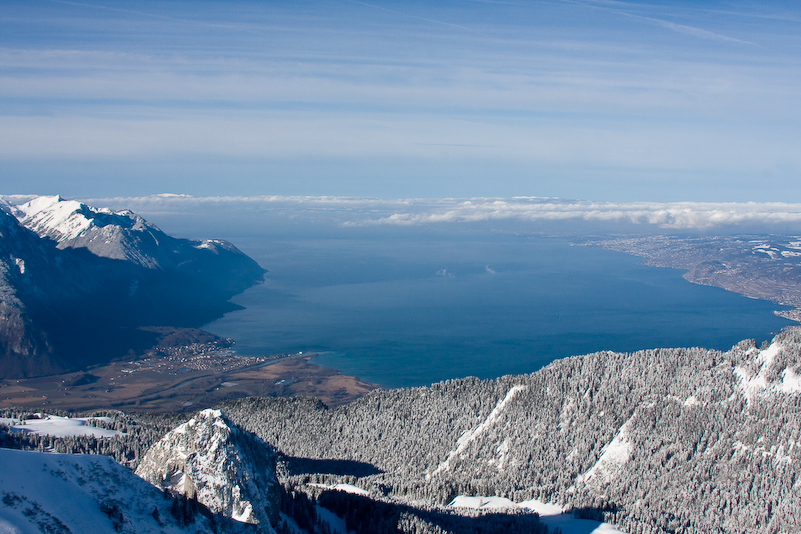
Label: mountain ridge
xmin=221 ymin=327 xmax=801 ymax=534
xmin=0 ymin=196 xmax=265 ymax=379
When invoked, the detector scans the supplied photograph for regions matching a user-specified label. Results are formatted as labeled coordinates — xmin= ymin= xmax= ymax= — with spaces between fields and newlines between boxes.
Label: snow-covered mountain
xmin=13 ymin=195 xmax=165 ymax=267
xmin=0 ymin=448 xmax=258 ymax=534
xmin=135 ymin=409 xmax=280 ymax=532
xmin=13 ymin=195 xmax=265 ymax=291
xmin=0 ymin=196 xmax=265 ymax=378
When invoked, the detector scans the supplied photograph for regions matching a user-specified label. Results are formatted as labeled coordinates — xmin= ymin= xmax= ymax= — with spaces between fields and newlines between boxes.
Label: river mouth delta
xmin=0 ymin=346 xmax=375 ymax=412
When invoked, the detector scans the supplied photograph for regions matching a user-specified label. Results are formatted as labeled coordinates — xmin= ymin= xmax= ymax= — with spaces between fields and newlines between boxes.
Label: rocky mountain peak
xmin=14 ymin=195 xmax=169 ymax=268
xmin=135 ymin=409 xmax=280 ymax=532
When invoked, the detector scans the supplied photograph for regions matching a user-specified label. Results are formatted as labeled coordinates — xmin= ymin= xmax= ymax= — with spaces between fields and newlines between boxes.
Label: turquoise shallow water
xmin=204 ymin=230 xmax=793 ymax=388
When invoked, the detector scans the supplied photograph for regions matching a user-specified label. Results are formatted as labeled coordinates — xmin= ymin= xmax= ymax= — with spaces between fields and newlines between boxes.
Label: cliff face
xmin=135 ymin=409 xmax=280 ymax=532
xmin=0 ymin=196 xmax=265 ymax=378
xmin=0 ymin=208 xmax=62 ymax=376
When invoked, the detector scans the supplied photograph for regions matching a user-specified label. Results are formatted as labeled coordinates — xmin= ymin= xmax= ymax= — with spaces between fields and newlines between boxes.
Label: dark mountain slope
xmin=0 ymin=208 xmax=63 ymax=377
xmin=0 ymin=196 xmax=265 ymax=378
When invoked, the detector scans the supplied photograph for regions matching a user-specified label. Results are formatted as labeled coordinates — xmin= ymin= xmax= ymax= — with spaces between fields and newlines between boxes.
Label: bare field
xmin=0 ymin=351 xmax=376 ymax=412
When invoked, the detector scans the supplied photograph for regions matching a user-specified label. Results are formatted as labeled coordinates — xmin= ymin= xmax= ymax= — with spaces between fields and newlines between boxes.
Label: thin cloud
xmin=3 ymin=1 xmax=797 ymax=200
xmin=628 ymin=14 xmax=754 ymax=45
xmin=39 ymin=195 xmax=801 ymax=232
xmin=44 ymin=0 xmax=179 ymax=22
xmin=564 ymin=0 xmax=755 ymax=45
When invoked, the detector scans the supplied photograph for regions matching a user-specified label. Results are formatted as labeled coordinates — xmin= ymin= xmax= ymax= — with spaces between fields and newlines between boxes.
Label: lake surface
xmin=202 ymin=226 xmax=793 ymax=388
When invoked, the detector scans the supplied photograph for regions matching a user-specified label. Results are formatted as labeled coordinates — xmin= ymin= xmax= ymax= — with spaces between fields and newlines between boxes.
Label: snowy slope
xmin=13 ymin=195 xmax=245 ymax=270
xmin=14 ymin=195 xmax=165 ymax=268
xmin=136 ymin=409 xmax=280 ymax=531
xmin=0 ymin=208 xmax=63 ymax=378
xmin=574 ymin=414 xmax=634 ymax=487
xmin=429 ymin=385 xmax=526 ymax=478
xmin=0 ymin=448 xmax=252 ymax=534
xmin=0 ymin=414 xmax=120 ymax=439
xmin=734 ymin=341 xmax=801 ymax=401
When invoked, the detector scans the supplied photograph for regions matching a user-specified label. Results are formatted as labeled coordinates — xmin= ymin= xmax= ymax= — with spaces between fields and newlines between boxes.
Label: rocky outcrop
xmin=135 ymin=409 xmax=280 ymax=532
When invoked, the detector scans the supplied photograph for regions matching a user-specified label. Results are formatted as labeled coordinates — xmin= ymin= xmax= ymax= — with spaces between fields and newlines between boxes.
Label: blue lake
xmin=198 ymin=224 xmax=794 ymax=389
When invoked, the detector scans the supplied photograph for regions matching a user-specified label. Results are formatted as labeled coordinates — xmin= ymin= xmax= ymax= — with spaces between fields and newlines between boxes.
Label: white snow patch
xmin=450 ymin=495 xmax=625 ymax=533
xmin=0 ymin=448 xmax=206 ymax=533
xmin=735 ymin=342 xmax=800 ymax=401
xmin=575 ymin=416 xmax=634 ymax=485
xmin=683 ymin=395 xmax=699 ymax=407
xmin=429 ymin=385 xmax=526 ymax=478
xmin=12 ymin=257 xmax=24 ymax=274
xmin=309 ymin=483 xmax=369 ymax=496
xmin=781 ymin=368 xmax=801 ymax=394
xmin=518 ymin=498 xmax=565 ymax=516
xmin=0 ymin=414 xmax=119 ymax=438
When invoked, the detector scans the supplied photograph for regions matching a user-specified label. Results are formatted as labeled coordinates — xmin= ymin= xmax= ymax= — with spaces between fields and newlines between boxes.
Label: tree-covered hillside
xmin=222 ymin=328 xmax=801 ymax=534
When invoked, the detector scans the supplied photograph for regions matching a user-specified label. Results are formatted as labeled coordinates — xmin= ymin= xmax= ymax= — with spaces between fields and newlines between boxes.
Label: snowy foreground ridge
xmin=0 ymin=448 xmax=220 ymax=534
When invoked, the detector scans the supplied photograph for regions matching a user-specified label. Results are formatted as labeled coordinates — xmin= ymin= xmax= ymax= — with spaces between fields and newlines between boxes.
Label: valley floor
xmin=0 ymin=351 xmax=375 ymax=412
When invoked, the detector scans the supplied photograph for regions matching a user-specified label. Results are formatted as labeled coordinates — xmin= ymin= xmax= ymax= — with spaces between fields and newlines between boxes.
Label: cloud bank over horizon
xmin=6 ymin=194 xmax=801 ymax=234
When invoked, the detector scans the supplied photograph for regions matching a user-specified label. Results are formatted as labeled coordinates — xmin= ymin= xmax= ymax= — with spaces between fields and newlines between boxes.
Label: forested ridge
xmin=220 ymin=328 xmax=801 ymax=534
xmin=3 ymin=328 xmax=801 ymax=533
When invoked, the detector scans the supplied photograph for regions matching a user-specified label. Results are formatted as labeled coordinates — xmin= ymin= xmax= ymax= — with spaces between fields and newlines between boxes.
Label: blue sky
xmin=1 ymin=0 xmax=799 ymax=201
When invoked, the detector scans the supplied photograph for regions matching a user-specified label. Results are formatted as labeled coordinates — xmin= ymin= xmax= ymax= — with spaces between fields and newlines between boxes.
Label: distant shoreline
xmin=582 ymin=235 xmax=801 ymax=323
